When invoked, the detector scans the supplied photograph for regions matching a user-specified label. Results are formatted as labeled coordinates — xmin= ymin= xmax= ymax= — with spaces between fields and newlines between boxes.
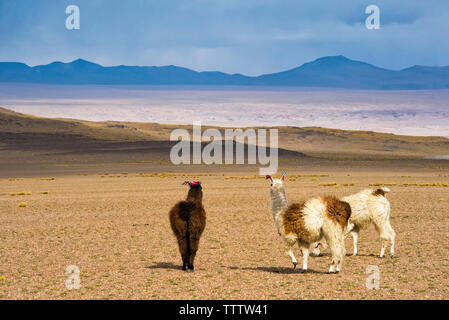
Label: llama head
xmin=266 ymin=172 xmax=288 ymax=211
xmin=182 ymin=180 xmax=203 ymax=202
xmin=266 ymin=172 xmax=286 ymax=192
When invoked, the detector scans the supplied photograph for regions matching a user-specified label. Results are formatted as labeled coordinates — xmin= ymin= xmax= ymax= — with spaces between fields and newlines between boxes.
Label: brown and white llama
xmin=169 ymin=181 xmax=206 ymax=271
xmin=267 ymin=172 xmax=351 ymax=273
xmin=312 ymin=187 xmax=395 ymax=258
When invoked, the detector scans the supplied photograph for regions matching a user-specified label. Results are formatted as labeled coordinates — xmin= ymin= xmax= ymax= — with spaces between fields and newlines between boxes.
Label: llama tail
xmin=178 ymin=202 xmax=195 ymax=263
xmin=185 ymin=219 xmax=191 ymax=264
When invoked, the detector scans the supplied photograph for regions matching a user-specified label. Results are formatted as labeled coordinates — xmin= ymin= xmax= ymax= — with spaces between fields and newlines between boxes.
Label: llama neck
xmin=187 ymin=189 xmax=202 ymax=203
xmin=187 ymin=195 xmax=202 ymax=203
xmin=271 ymin=187 xmax=288 ymax=228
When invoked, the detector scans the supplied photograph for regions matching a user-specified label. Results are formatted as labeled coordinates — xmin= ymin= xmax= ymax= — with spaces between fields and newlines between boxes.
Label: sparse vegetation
xmin=402 ymin=182 xmax=448 ymax=187
xmin=369 ymin=183 xmax=397 ymax=186
xmin=8 ymin=192 xmax=32 ymax=196
xmin=0 ymin=109 xmax=448 ymax=299
xmin=318 ymin=182 xmax=338 ymax=186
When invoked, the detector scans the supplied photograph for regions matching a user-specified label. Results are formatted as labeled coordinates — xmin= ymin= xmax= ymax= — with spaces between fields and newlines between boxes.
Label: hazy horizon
xmin=1 ymin=83 xmax=448 ymax=137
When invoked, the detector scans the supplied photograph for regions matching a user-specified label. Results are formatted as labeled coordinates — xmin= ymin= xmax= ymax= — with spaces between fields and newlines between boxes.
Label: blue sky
xmin=1 ymin=0 xmax=448 ymax=75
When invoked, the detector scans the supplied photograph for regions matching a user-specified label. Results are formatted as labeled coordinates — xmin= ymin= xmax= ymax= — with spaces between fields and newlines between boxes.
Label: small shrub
xmin=369 ymin=182 xmax=396 ymax=187
xmin=341 ymin=183 xmax=355 ymax=187
xmin=318 ymin=182 xmax=338 ymax=187
xmin=18 ymin=202 xmax=27 ymax=208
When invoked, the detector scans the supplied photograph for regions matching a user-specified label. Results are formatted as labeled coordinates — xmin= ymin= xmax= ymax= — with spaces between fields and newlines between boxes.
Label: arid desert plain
xmin=0 ymin=90 xmax=448 ymax=299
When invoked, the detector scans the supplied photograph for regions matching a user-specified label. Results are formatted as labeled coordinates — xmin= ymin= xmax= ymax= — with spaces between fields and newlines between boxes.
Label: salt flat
xmin=0 ymin=83 xmax=448 ymax=137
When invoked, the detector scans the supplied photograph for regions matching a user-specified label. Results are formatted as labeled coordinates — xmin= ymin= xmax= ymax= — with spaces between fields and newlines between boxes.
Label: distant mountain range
xmin=1 ymin=55 xmax=448 ymax=89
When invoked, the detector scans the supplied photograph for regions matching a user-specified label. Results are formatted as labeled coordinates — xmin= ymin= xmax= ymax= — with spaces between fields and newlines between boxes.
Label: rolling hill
xmin=1 ymin=107 xmax=448 ymax=158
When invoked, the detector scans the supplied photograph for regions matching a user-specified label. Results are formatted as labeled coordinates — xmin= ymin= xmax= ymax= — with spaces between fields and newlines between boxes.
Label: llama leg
xmin=325 ymin=234 xmax=345 ymax=273
xmin=336 ymin=235 xmax=345 ymax=272
xmin=188 ymin=251 xmax=196 ymax=271
xmin=300 ymin=244 xmax=309 ymax=271
xmin=376 ymin=221 xmax=396 ymax=258
xmin=188 ymin=238 xmax=200 ymax=271
xmin=378 ymin=224 xmax=391 ymax=258
xmin=335 ymin=236 xmax=345 ymax=273
xmin=351 ymin=230 xmax=359 ymax=256
xmin=178 ymin=238 xmax=188 ymax=271
xmin=328 ymin=254 xmax=336 ymax=273
xmin=390 ymin=229 xmax=396 ymax=258
xmin=326 ymin=236 xmax=337 ymax=273
xmin=284 ymin=238 xmax=298 ymax=269
xmin=380 ymin=239 xmax=387 ymax=258
xmin=385 ymin=222 xmax=396 ymax=258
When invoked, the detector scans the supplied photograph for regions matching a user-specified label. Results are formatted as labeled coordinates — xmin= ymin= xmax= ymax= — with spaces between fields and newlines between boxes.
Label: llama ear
xmin=182 ymin=180 xmax=189 ymax=186
xmin=281 ymin=171 xmax=286 ymax=181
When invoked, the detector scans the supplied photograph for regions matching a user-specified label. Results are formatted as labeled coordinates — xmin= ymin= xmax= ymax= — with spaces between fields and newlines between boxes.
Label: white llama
xmin=312 ymin=187 xmax=395 ymax=258
xmin=267 ymin=173 xmax=351 ymax=273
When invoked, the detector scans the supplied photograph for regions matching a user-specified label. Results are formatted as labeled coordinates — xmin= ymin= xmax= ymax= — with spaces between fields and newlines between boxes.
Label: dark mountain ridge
xmin=1 ymin=56 xmax=448 ymax=89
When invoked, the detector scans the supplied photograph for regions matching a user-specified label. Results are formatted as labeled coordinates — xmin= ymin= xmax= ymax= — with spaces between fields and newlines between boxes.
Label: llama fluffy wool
xmin=313 ymin=187 xmax=395 ymax=258
xmin=268 ymin=175 xmax=351 ymax=273
xmin=169 ymin=181 xmax=206 ymax=272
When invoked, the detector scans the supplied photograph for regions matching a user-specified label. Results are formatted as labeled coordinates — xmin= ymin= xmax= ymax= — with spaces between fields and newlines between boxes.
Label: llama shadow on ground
xmin=311 ymin=253 xmax=330 ymax=258
xmin=230 ymin=266 xmax=328 ymax=275
xmin=317 ymin=253 xmax=378 ymax=257
xmin=347 ymin=253 xmax=378 ymax=257
xmin=146 ymin=262 xmax=181 ymax=270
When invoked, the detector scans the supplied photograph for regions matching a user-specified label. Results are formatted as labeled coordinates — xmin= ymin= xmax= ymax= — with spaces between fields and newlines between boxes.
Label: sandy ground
xmin=1 ymin=84 xmax=449 ymax=137
xmin=1 ymin=166 xmax=448 ymax=300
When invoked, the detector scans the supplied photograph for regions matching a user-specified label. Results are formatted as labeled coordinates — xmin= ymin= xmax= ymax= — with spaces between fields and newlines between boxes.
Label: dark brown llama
xmin=169 ymin=181 xmax=206 ymax=271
